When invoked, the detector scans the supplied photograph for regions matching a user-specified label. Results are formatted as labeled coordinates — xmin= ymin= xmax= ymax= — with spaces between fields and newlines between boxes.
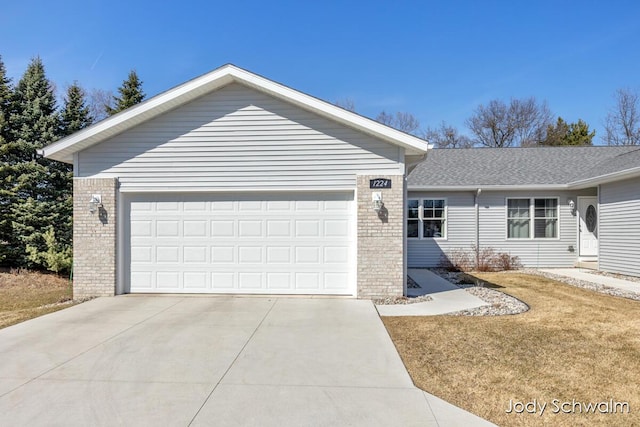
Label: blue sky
xmin=2 ymin=0 xmax=639 ymax=143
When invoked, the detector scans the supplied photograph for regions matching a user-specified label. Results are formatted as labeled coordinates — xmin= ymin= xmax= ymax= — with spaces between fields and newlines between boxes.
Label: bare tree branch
xmin=334 ymin=97 xmax=356 ymax=112
xmin=425 ymin=122 xmax=474 ymax=148
xmin=603 ymin=88 xmax=640 ymax=145
xmin=466 ymin=97 xmax=553 ymax=147
xmin=88 ymin=88 xmax=113 ymax=122
xmin=375 ymin=111 xmax=421 ymax=136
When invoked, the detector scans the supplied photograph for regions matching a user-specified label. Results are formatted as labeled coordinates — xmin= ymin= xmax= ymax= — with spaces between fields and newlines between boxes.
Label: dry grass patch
xmin=383 ymin=272 xmax=640 ymax=427
xmin=0 ymin=269 xmax=74 ymax=329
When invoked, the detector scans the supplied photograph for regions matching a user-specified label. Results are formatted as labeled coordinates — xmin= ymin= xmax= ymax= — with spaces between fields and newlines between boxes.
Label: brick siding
xmin=356 ymin=175 xmax=405 ymax=298
xmin=72 ymin=178 xmax=118 ymax=298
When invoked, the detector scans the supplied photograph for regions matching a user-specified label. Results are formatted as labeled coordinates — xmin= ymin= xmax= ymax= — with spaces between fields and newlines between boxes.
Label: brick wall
xmin=73 ymin=178 xmax=118 ymax=298
xmin=356 ymin=175 xmax=405 ymax=298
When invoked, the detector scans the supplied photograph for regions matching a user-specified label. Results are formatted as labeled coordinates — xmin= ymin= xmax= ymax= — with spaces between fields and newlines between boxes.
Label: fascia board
xmin=407 ymin=184 xmax=570 ymax=192
xmin=568 ymin=167 xmax=640 ymax=188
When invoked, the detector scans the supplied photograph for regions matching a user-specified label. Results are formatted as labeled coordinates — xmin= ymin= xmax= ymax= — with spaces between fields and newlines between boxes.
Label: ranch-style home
xmin=41 ymin=65 xmax=640 ymax=299
xmin=407 ymin=146 xmax=640 ymax=278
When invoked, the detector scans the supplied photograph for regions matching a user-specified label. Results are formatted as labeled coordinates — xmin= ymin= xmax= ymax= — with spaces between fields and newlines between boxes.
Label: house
xmin=41 ymin=64 xmax=429 ymax=299
xmin=41 ymin=65 xmax=640 ymax=299
xmin=407 ymin=146 xmax=640 ymax=277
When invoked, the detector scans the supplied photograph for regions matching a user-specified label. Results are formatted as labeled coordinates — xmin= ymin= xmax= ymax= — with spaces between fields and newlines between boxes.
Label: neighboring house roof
xmin=41 ymin=64 xmax=429 ymax=163
xmin=408 ymin=146 xmax=640 ymax=190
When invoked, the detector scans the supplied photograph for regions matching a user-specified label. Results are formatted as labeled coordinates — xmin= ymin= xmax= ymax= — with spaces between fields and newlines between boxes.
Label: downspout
xmin=475 ymin=188 xmax=482 ymax=268
xmin=403 ymin=146 xmax=430 ymax=296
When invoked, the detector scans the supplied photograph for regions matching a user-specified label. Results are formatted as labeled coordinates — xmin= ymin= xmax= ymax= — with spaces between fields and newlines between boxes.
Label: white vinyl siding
xmin=78 ymin=83 xmax=403 ymax=191
xmin=408 ymin=189 xmax=596 ymax=268
xmin=599 ymin=176 xmax=640 ymax=277
xmin=407 ymin=192 xmax=475 ymax=267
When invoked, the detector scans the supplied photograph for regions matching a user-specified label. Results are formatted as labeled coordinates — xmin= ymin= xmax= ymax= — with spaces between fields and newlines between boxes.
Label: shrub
xmin=438 ymin=248 xmax=474 ymax=271
xmin=26 ymin=227 xmax=72 ymax=274
xmin=439 ymin=245 xmax=522 ymax=272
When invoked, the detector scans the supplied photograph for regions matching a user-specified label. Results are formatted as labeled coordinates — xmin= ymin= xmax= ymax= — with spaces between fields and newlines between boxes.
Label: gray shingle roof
xmin=407 ymin=146 xmax=640 ymax=187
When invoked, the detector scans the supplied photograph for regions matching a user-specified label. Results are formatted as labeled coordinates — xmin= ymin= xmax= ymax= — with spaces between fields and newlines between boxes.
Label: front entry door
xmin=578 ymin=197 xmax=598 ymax=257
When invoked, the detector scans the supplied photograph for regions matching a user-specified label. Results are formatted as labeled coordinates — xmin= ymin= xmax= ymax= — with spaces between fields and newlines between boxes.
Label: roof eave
xmin=568 ymin=167 xmax=640 ymax=188
xmin=407 ymin=184 xmax=570 ymax=191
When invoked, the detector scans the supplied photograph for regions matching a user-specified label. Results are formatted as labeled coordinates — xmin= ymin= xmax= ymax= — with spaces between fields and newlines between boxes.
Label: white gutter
xmin=408 ymin=166 xmax=640 ymax=192
xmin=567 ymin=167 xmax=640 ymax=188
xmin=408 ymin=184 xmax=570 ymax=191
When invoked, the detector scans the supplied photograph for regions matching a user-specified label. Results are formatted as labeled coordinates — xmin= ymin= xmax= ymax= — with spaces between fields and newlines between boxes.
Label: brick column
xmin=73 ymin=178 xmax=118 ymax=298
xmin=356 ymin=175 xmax=404 ymax=298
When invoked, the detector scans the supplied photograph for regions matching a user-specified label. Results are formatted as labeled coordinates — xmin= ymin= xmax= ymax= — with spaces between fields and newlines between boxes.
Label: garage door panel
xmin=129 ymin=192 xmax=354 ymax=295
xmin=238 ymin=247 xmax=262 ymax=263
xmin=211 ymin=220 xmax=235 ymax=237
xmin=212 ymin=246 xmax=235 ymax=263
xmin=239 ymin=221 xmax=262 ymax=237
xmin=184 ymin=271 xmax=206 ymax=285
xmin=295 ymin=273 xmax=319 ymax=289
xmin=184 ymin=246 xmax=207 ymax=263
xmin=266 ymin=247 xmax=291 ymax=263
xmin=184 ymin=221 xmax=207 ymax=237
xmin=212 ymin=272 xmax=234 ymax=289
xmin=267 ymin=272 xmax=291 ymax=289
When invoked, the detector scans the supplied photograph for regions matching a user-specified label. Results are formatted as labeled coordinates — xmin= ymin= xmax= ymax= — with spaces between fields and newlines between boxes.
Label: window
xmin=407 ymin=199 xmax=419 ymax=238
xmin=407 ymin=198 xmax=446 ymax=239
xmin=507 ymin=199 xmax=530 ymax=238
xmin=507 ymin=198 xmax=558 ymax=239
xmin=534 ymin=198 xmax=558 ymax=238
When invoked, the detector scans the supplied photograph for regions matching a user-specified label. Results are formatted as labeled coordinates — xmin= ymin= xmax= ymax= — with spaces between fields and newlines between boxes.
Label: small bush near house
xmin=439 ymin=245 xmax=522 ymax=272
xmin=438 ymin=247 xmax=474 ymax=271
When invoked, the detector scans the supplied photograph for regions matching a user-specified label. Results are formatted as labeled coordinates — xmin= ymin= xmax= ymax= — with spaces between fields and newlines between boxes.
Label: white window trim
xmin=407 ymin=198 xmax=448 ymax=240
xmin=505 ymin=197 xmax=560 ymax=240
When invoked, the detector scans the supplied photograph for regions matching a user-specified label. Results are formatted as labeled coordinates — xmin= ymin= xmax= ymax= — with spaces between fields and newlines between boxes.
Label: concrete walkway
xmin=376 ymin=269 xmax=489 ymax=316
xmin=539 ymin=268 xmax=640 ymax=293
xmin=0 ymin=296 xmax=494 ymax=426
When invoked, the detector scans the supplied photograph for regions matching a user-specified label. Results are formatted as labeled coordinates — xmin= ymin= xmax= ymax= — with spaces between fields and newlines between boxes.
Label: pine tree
xmin=0 ymin=56 xmax=14 ymax=263
xmin=3 ymin=57 xmax=68 ymax=268
xmin=541 ymin=117 xmax=594 ymax=146
xmin=105 ymin=70 xmax=145 ymax=116
xmin=61 ymin=82 xmax=93 ymax=136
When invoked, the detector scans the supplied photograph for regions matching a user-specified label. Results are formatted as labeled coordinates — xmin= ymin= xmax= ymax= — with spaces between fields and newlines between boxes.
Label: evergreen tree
xmin=105 ymin=70 xmax=145 ymax=116
xmin=3 ymin=56 xmax=69 ymax=269
xmin=0 ymin=56 xmax=14 ymax=263
xmin=61 ymin=82 xmax=93 ymax=136
xmin=541 ymin=117 xmax=594 ymax=146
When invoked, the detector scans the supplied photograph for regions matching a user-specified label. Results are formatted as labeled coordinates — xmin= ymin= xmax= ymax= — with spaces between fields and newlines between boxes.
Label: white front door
xmin=578 ymin=197 xmax=598 ymax=257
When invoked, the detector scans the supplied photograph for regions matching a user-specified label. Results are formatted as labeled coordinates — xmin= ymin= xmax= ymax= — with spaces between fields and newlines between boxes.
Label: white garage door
xmin=127 ymin=192 xmax=355 ymax=295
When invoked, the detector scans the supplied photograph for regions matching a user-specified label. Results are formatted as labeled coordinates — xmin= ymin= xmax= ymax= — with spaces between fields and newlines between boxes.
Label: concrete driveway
xmin=0 ymin=296 xmax=492 ymax=426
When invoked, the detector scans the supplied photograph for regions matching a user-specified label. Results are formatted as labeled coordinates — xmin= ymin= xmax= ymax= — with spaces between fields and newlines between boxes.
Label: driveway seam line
xmin=0 ymin=297 xmax=187 ymax=398
xmin=187 ymin=297 xmax=278 ymax=426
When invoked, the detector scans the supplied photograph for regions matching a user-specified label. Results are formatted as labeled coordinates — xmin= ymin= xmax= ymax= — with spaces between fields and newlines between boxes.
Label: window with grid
xmin=406 ymin=199 xmax=446 ymax=239
xmin=534 ymin=198 xmax=558 ymax=238
xmin=507 ymin=198 xmax=558 ymax=239
xmin=423 ymin=199 xmax=445 ymax=238
xmin=407 ymin=199 xmax=419 ymax=238
xmin=507 ymin=198 xmax=530 ymax=238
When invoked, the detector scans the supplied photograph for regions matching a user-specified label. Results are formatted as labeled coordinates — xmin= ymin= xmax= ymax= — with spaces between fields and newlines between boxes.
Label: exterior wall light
xmin=89 ymin=194 xmax=103 ymax=214
xmin=568 ymin=199 xmax=575 ymax=213
xmin=372 ymin=192 xmax=383 ymax=212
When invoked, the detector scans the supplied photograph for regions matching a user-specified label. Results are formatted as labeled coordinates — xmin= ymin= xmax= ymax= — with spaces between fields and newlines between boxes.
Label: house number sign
xmin=369 ymin=178 xmax=392 ymax=189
